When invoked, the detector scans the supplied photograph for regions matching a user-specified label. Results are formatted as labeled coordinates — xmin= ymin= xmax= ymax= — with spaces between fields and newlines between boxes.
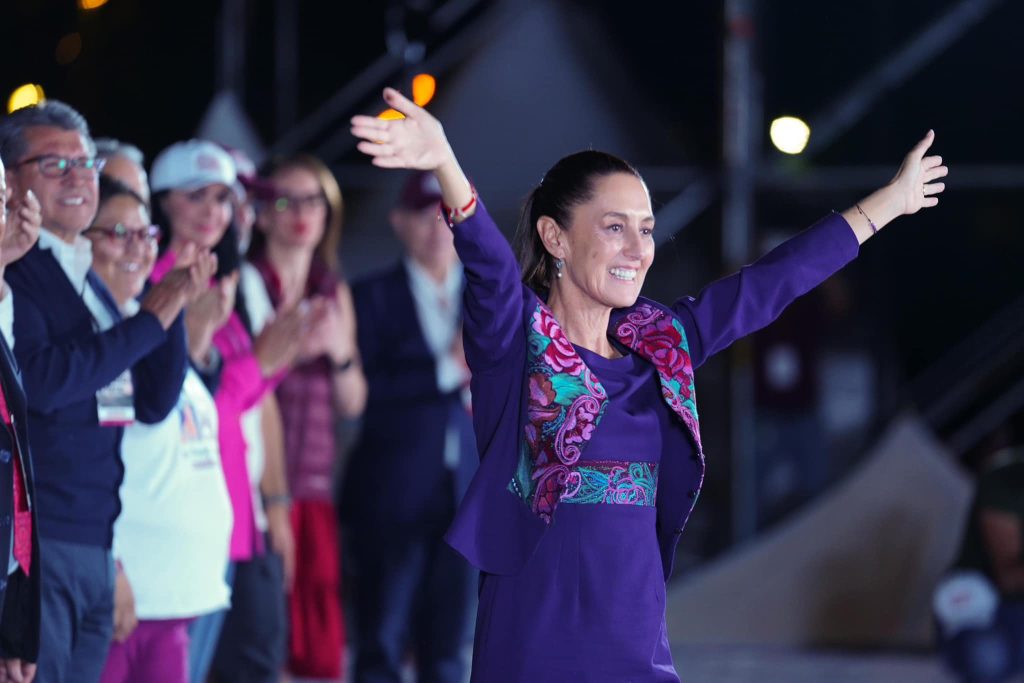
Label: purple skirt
xmin=470 ymin=502 xmax=679 ymax=682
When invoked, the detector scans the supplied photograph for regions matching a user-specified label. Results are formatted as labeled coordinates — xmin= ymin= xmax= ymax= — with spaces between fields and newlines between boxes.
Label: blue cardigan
xmin=7 ymin=245 xmax=187 ymax=548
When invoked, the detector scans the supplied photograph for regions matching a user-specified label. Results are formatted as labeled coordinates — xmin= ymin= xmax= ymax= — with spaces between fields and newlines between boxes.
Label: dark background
xmin=3 ymin=0 xmax=1022 ymax=557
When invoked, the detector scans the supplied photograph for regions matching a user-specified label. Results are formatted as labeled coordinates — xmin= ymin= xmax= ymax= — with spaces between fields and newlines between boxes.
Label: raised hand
xmin=253 ymin=304 xmax=309 ymax=376
xmin=350 ymin=88 xmax=454 ymax=171
xmin=185 ymin=271 xmax=238 ymax=364
xmin=352 ymin=87 xmax=475 ymax=216
xmin=889 ymin=129 xmax=948 ymax=216
xmin=141 ymin=248 xmax=218 ymax=329
xmin=1 ymin=189 xmax=41 ymax=267
xmin=842 ymin=130 xmax=950 ymax=243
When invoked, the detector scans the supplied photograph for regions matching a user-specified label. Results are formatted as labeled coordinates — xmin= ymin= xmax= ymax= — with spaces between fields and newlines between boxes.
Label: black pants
xmin=349 ymin=511 xmax=476 ymax=683
xmin=211 ymin=543 xmax=287 ymax=683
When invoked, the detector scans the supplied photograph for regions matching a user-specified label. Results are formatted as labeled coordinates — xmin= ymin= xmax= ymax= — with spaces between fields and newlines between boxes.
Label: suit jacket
xmin=343 ymin=263 xmax=477 ymax=529
xmin=7 ymin=245 xmax=187 ymax=548
xmin=0 ymin=326 xmax=40 ymax=662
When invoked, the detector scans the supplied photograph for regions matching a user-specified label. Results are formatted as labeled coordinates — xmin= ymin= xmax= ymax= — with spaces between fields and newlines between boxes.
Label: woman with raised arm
xmin=352 ymin=87 xmax=948 ymax=682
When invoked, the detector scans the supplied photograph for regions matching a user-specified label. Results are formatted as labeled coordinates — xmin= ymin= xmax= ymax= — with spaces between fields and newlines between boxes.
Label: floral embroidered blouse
xmin=444 ymin=200 xmax=860 ymax=579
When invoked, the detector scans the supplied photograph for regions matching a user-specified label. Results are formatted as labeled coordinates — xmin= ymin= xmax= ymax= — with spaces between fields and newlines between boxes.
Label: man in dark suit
xmin=0 ymin=152 xmax=43 ymax=683
xmin=344 ymin=171 xmax=478 ymax=683
xmin=0 ymin=100 xmax=195 ymax=683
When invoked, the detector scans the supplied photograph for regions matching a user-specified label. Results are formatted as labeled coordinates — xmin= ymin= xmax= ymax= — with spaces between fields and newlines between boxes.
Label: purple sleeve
xmin=673 ymin=213 xmax=860 ymax=368
xmin=449 ymin=202 xmax=527 ymax=372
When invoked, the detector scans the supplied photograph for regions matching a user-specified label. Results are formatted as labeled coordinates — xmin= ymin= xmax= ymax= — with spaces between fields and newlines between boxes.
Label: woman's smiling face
xmin=547 ymin=172 xmax=655 ymax=311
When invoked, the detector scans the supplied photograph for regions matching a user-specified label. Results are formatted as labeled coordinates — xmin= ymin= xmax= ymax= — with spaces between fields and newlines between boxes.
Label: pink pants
xmin=100 ymin=618 xmax=193 ymax=683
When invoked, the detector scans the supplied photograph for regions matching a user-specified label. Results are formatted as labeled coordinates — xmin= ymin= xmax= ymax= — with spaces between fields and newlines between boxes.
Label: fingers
xmin=220 ymin=271 xmax=239 ymax=302
xmin=908 ymin=129 xmax=935 ymax=159
xmin=23 ymin=189 xmax=39 ymax=212
xmin=382 ymin=86 xmax=422 ymax=119
xmin=372 ymin=156 xmax=413 ymax=169
xmin=22 ymin=664 xmax=35 ymax=683
xmin=923 ymin=196 xmax=939 ymax=208
xmin=350 ymin=124 xmax=390 ymax=143
xmin=923 ymin=182 xmax=945 ymax=196
xmin=356 ymin=141 xmax=394 ymax=158
xmin=350 ymin=115 xmax=385 ymax=131
xmin=924 ymin=164 xmax=949 ymax=182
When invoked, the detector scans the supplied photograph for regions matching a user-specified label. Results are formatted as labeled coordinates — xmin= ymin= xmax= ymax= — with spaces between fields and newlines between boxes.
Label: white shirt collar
xmin=38 ymin=227 xmax=94 ymax=294
xmin=404 ymin=258 xmax=463 ymax=303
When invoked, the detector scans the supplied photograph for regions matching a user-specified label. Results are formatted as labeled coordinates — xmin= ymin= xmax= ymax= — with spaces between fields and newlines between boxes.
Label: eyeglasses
xmin=273 ymin=193 xmax=326 ymax=213
xmin=17 ymin=154 xmax=107 ymax=178
xmin=85 ymin=224 xmax=162 ymax=246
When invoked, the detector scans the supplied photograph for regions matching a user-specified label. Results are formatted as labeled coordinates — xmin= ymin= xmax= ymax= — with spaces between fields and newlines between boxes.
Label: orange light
xmin=377 ymin=108 xmax=406 ymax=121
xmin=8 ymin=84 xmax=46 ymax=114
xmin=78 ymin=0 xmax=109 ymax=9
xmin=412 ymin=74 xmax=436 ymax=107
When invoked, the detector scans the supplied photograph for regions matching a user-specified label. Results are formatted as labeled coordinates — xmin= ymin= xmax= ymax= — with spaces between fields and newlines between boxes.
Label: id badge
xmin=96 ymin=369 xmax=135 ymax=426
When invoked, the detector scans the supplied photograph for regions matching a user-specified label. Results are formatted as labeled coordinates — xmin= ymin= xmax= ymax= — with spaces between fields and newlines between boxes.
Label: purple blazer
xmin=444 ymin=201 xmax=859 ymax=580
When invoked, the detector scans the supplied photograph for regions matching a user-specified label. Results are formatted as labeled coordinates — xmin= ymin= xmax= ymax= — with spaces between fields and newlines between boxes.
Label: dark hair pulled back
xmin=513 ymin=150 xmax=642 ymax=292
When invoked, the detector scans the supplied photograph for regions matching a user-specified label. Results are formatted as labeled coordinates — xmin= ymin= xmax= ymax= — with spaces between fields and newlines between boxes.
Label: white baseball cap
xmin=149 ymin=139 xmax=237 ymax=193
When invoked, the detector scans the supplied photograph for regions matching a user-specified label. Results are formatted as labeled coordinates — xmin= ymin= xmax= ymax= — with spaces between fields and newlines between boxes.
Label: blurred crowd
xmin=0 ymin=99 xmax=475 ymax=683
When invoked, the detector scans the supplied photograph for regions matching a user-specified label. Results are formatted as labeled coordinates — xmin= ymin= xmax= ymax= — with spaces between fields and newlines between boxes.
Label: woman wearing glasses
xmin=82 ymin=174 xmax=230 ymax=683
xmin=247 ymin=154 xmax=365 ymax=680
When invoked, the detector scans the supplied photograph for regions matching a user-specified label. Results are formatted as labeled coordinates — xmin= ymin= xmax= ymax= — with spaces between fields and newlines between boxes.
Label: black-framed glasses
xmin=85 ymin=223 xmax=162 ymax=246
xmin=273 ymin=193 xmax=327 ymax=213
xmin=17 ymin=154 xmax=107 ymax=178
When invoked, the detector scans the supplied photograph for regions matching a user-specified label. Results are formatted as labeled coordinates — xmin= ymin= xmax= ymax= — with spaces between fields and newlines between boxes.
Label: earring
xmin=554 ymin=258 xmax=564 ymax=279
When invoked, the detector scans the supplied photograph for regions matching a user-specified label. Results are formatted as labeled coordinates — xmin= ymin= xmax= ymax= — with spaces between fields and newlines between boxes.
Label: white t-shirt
xmin=239 ymin=262 xmax=274 ymax=533
xmin=113 ymin=312 xmax=233 ymax=618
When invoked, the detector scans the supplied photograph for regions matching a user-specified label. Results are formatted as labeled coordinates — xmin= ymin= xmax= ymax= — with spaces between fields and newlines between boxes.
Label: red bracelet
xmin=441 ymin=185 xmax=478 ymax=225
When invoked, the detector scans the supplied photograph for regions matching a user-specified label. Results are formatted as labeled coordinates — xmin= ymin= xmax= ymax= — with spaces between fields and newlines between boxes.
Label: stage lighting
xmin=378 ymin=109 xmax=405 ymax=120
xmin=8 ymin=84 xmax=45 ymax=114
xmin=412 ymin=74 xmax=436 ymax=107
xmin=770 ymin=116 xmax=811 ymax=155
xmin=78 ymin=0 xmax=110 ymax=9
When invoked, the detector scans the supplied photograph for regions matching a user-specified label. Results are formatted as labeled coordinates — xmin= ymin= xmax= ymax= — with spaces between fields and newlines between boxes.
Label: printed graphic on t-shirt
xmin=178 ymin=379 xmax=218 ymax=470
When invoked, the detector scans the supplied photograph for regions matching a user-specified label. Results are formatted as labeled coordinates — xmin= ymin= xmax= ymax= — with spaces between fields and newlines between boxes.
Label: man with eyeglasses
xmin=0 ymin=100 xmax=208 ymax=683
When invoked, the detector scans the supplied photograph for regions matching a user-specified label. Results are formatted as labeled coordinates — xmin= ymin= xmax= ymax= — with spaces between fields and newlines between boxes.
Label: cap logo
xmin=196 ymin=153 xmax=223 ymax=172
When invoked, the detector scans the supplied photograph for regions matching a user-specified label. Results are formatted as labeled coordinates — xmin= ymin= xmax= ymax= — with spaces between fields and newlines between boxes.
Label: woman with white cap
xmin=148 ymin=139 xmax=308 ymax=683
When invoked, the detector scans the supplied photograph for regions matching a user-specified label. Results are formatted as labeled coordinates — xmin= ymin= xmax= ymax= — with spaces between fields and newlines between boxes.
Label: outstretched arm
xmin=676 ymin=130 xmax=948 ymax=367
xmin=351 ymin=88 xmax=526 ymax=372
xmin=840 ymin=129 xmax=947 ymax=243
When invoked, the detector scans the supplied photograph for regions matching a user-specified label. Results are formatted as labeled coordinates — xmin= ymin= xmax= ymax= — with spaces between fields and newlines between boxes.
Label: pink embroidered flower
xmin=650 ymin=346 xmax=693 ymax=385
xmin=533 ymin=308 xmax=584 ymax=375
xmin=633 ymin=316 xmax=683 ymax=359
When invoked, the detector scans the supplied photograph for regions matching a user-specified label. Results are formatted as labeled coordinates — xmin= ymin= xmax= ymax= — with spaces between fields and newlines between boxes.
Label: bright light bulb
xmin=412 ymin=74 xmax=436 ymax=107
xmin=8 ymin=84 xmax=45 ymax=114
xmin=377 ymin=108 xmax=405 ymax=121
xmin=770 ymin=116 xmax=811 ymax=155
xmin=78 ymin=0 xmax=110 ymax=9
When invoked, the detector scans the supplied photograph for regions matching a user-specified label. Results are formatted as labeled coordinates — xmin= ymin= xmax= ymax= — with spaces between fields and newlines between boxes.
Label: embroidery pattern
xmin=561 ymin=460 xmax=658 ymax=507
xmin=510 ymin=303 xmax=608 ymax=522
xmin=511 ymin=299 xmax=702 ymax=523
xmin=612 ymin=302 xmax=702 ymax=452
